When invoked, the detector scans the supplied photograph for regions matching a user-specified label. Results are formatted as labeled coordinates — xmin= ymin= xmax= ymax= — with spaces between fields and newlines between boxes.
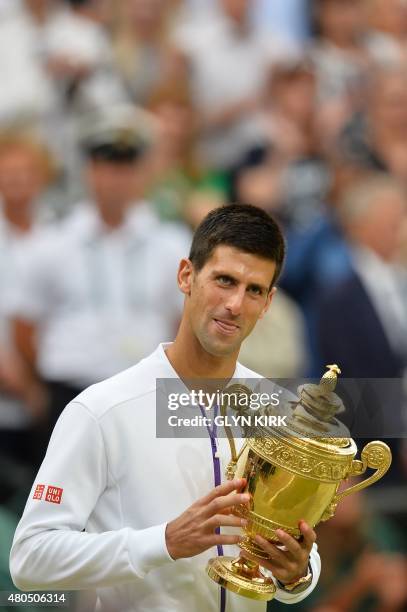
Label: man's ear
xmin=258 ymin=286 xmax=277 ymax=320
xmin=177 ymin=258 xmax=194 ymax=296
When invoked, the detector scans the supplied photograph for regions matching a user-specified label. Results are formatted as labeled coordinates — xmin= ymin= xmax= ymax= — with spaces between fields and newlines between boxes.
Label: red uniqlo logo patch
xmin=33 ymin=484 xmax=45 ymax=500
xmin=45 ymin=486 xmax=63 ymax=504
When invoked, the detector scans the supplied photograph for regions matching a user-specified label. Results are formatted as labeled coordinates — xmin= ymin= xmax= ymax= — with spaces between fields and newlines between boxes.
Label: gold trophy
xmin=206 ymin=365 xmax=392 ymax=601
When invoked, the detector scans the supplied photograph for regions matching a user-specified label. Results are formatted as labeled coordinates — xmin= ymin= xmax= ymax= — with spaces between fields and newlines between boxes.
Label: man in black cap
xmin=9 ymin=108 xmax=190 ymax=440
xmin=80 ymin=114 xmax=149 ymax=230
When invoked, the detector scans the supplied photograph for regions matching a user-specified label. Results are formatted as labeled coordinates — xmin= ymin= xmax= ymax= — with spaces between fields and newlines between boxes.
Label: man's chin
xmin=200 ymin=336 xmax=241 ymax=358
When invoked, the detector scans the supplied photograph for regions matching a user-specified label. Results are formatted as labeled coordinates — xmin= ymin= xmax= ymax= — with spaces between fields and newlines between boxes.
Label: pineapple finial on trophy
xmin=320 ymin=364 xmax=342 ymax=393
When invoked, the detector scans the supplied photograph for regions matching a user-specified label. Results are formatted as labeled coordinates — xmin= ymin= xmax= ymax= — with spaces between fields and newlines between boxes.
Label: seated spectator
xmin=0 ymin=0 xmax=121 ymax=120
xmin=366 ymin=0 xmax=407 ymax=67
xmin=316 ymin=174 xmax=407 ymax=480
xmin=174 ymin=0 xmax=298 ymax=171
xmin=309 ymin=0 xmax=372 ymax=145
xmin=317 ymin=173 xmax=407 ymax=378
xmin=339 ymin=67 xmax=407 ymax=182
xmin=233 ymin=59 xmax=330 ymax=231
xmin=142 ymin=79 xmax=200 ymax=221
xmin=43 ymin=0 xmax=127 ymax=114
xmin=143 ymin=78 xmax=231 ymax=223
xmin=113 ymin=0 xmax=183 ymax=105
xmin=0 ymin=0 xmax=57 ymax=123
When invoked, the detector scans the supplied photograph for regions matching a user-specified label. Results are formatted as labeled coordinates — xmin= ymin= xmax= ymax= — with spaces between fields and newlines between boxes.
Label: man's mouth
xmin=213 ymin=318 xmax=240 ymax=335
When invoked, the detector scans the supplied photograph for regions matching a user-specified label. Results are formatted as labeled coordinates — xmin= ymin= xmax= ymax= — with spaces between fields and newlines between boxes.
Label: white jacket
xmin=10 ymin=344 xmax=321 ymax=612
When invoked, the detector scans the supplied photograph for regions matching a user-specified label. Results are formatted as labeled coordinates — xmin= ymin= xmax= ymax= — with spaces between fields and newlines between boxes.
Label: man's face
xmin=24 ymin=0 xmax=52 ymax=17
xmin=370 ymin=74 xmax=407 ymax=133
xmin=273 ymin=73 xmax=317 ymax=125
xmin=220 ymin=0 xmax=250 ymax=25
xmin=357 ymin=189 xmax=406 ymax=261
xmin=179 ymin=245 xmax=276 ymax=357
xmin=0 ymin=147 xmax=45 ymax=207
xmin=128 ymin=0 xmax=166 ymax=28
xmin=318 ymin=0 xmax=364 ymax=40
xmin=87 ymin=159 xmax=138 ymax=210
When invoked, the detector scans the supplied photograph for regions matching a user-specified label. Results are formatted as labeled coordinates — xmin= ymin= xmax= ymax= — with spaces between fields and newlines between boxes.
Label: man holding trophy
xmin=10 ymin=204 xmax=323 ymax=611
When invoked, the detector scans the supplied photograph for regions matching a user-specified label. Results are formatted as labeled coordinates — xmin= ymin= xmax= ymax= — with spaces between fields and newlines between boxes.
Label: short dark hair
xmin=189 ymin=204 xmax=285 ymax=288
xmin=85 ymin=142 xmax=143 ymax=164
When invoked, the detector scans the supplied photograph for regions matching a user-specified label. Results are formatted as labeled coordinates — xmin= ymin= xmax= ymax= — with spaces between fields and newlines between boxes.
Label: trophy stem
xmin=230 ymin=556 xmax=262 ymax=578
xmin=206 ymin=554 xmax=276 ymax=601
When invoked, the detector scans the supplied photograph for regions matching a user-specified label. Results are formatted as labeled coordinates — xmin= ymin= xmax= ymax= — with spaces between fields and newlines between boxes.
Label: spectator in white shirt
xmin=0 ymin=1 xmax=57 ymax=124
xmin=9 ymin=108 xmax=191 ymax=436
xmin=309 ymin=0 xmax=372 ymax=144
xmin=0 ymin=131 xmax=55 ymax=470
xmin=365 ymin=0 xmax=407 ymax=67
xmin=174 ymin=0 xmax=299 ymax=170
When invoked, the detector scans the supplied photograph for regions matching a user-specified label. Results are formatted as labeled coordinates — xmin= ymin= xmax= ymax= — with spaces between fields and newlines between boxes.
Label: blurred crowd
xmin=0 ymin=1 xmax=407 ymax=610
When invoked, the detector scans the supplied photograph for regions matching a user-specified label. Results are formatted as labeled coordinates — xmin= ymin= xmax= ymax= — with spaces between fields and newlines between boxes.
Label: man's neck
xmin=166 ymin=324 xmax=239 ymax=381
xmin=324 ymin=34 xmax=358 ymax=51
xmin=2 ymin=201 xmax=32 ymax=233
xmin=226 ymin=16 xmax=249 ymax=38
xmin=96 ymin=204 xmax=127 ymax=229
xmin=27 ymin=5 xmax=50 ymax=26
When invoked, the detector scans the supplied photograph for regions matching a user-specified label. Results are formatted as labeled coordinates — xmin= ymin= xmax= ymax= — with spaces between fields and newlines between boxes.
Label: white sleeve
xmin=9 ymin=402 xmax=174 ymax=591
xmin=274 ymin=543 xmax=321 ymax=604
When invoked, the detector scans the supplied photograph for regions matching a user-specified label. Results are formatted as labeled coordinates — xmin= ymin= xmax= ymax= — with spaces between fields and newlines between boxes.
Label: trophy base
xmin=206 ymin=556 xmax=277 ymax=601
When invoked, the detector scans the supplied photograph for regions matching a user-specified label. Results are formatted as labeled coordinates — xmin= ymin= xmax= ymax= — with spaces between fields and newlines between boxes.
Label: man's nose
xmin=224 ymin=287 xmax=245 ymax=316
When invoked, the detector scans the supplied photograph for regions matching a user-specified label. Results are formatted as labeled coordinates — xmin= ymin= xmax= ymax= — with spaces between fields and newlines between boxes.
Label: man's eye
xmin=218 ymin=276 xmax=232 ymax=285
xmin=249 ymin=286 xmax=262 ymax=296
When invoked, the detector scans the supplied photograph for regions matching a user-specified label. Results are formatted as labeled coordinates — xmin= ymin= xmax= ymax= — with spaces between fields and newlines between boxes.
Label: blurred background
xmin=0 ymin=1 xmax=406 ymax=610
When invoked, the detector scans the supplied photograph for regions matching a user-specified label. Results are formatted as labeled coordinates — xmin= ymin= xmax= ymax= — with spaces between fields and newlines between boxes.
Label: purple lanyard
xmin=199 ymin=404 xmax=226 ymax=612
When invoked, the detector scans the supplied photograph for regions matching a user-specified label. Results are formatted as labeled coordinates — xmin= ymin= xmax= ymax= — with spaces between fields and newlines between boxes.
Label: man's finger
xmin=211 ymin=533 xmax=244 ymax=547
xmin=204 ymin=514 xmax=248 ymax=530
xmin=253 ymin=535 xmax=289 ymax=563
xmin=217 ymin=508 xmax=234 ymax=516
xmin=198 ymin=479 xmax=246 ymax=506
xmin=203 ymin=492 xmax=250 ymax=518
xmin=299 ymin=520 xmax=317 ymax=551
xmin=274 ymin=529 xmax=302 ymax=556
xmin=240 ymin=548 xmax=282 ymax=571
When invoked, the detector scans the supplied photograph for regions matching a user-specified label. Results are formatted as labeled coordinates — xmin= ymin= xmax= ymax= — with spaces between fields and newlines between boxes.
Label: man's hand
xmin=0 ymin=351 xmax=48 ymax=421
xmin=240 ymin=520 xmax=316 ymax=585
xmin=165 ymin=478 xmax=250 ymax=560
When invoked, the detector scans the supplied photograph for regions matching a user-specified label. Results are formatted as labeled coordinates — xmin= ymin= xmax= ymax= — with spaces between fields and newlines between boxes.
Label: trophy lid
xmin=245 ymin=364 xmax=355 ymax=455
xmin=224 ymin=368 xmax=357 ymax=480
xmin=224 ymin=366 xmax=355 ymax=458
xmin=262 ymin=365 xmax=353 ymax=453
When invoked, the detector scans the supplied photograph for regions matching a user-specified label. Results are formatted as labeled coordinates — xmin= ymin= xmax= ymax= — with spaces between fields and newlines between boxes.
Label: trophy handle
xmin=221 ymin=384 xmax=253 ymax=479
xmin=334 ymin=441 xmax=392 ymax=504
xmin=221 ymin=392 xmax=238 ymax=479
